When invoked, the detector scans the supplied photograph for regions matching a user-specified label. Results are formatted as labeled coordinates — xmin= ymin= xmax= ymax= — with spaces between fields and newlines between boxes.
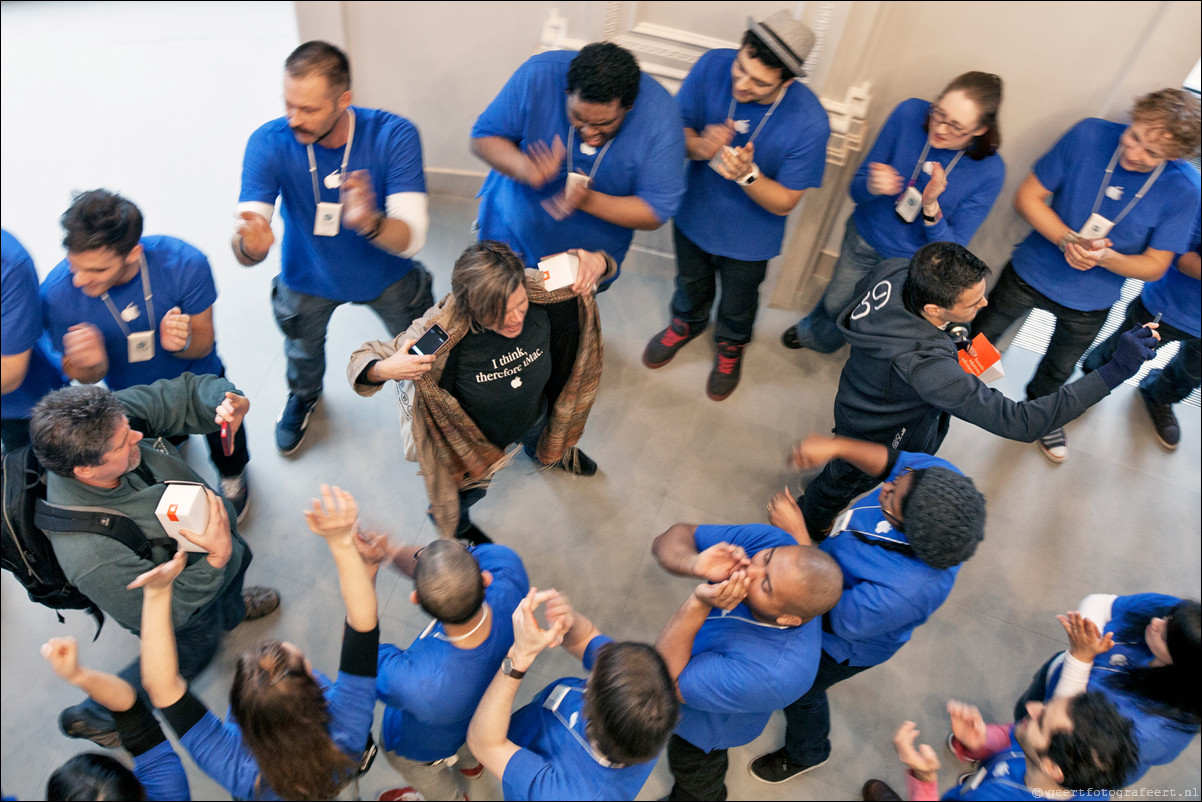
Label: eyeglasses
xmin=928 ymin=104 xmax=973 ymax=137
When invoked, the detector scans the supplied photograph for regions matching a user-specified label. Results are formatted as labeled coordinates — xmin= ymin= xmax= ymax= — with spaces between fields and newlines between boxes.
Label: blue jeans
xmin=790 ymin=217 xmax=884 ymax=353
xmin=271 ymin=265 xmax=434 ymax=403
xmin=973 ymin=262 xmax=1111 ymax=400
xmin=455 ymin=404 xmax=547 ymax=536
xmin=783 ymin=649 xmax=870 ymax=765
xmin=1082 ymin=295 xmax=1201 ymax=406
xmin=670 ymin=226 xmax=769 ymax=345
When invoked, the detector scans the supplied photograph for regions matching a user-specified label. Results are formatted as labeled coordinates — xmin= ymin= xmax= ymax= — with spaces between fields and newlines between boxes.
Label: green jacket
xmin=45 ymin=374 xmax=249 ymax=634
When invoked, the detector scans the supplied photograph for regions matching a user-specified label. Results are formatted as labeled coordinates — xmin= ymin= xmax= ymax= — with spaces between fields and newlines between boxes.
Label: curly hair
xmin=1130 ymin=88 xmax=1201 ymax=160
xmin=566 ymin=42 xmax=641 ymax=109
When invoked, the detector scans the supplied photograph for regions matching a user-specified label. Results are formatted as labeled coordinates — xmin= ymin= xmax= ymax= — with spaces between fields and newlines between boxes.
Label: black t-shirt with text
xmin=445 ymin=305 xmax=552 ymax=448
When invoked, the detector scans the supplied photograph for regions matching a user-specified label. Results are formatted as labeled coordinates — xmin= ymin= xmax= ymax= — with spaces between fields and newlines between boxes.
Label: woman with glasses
xmin=783 ymin=72 xmax=1005 ymax=353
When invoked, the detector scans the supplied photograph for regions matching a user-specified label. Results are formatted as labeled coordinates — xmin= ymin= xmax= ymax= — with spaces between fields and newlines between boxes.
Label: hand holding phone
xmin=408 ymin=324 xmax=449 ymax=356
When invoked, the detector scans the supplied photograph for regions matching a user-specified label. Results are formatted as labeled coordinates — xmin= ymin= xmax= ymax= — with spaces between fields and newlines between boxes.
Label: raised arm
xmin=43 ymin=636 xmax=136 ymax=713
xmin=468 ymin=588 xmax=567 ymax=781
xmin=544 ymin=591 xmax=601 ymax=662
xmin=472 ymin=135 xmax=565 ymax=189
xmin=655 ymin=575 xmax=749 ymax=697
xmin=131 ymin=550 xmax=191 ymax=709
xmin=303 ymin=485 xmax=378 ymax=633
xmin=652 ymin=523 xmax=749 ymax=580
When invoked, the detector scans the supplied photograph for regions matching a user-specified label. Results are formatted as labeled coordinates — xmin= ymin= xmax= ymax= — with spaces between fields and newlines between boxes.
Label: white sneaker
xmin=1037 ymin=427 xmax=1067 ymax=464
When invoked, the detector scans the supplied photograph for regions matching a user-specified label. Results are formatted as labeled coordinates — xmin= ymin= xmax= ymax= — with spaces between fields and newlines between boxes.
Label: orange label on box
xmin=958 ymin=333 xmax=1005 ymax=383
xmin=167 ymin=504 xmax=179 ymax=522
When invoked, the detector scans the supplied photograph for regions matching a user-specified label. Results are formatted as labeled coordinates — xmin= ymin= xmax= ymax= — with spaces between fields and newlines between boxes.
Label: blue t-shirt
xmin=1012 ymin=118 xmax=1200 ymax=311
xmin=41 ymin=236 xmax=224 ymax=391
xmin=1045 ymin=593 xmax=1197 ymax=784
xmin=674 ymin=49 xmax=829 ymax=260
xmin=180 ymin=669 xmax=375 ymax=801
xmin=135 ymin=740 xmax=191 ymax=801
xmin=1140 ymin=216 xmax=1200 ymax=338
xmin=674 ymin=523 xmax=821 ymax=753
xmin=1 ymin=229 xmax=66 ymax=419
xmin=820 ymin=451 xmax=962 ymax=667
xmin=472 ymin=50 xmax=685 ymax=276
xmin=504 ymin=635 xmax=656 ymax=801
xmin=850 ymin=98 xmax=1005 ymax=259
xmin=941 ymin=729 xmax=1085 ymax=801
xmin=239 ymin=106 xmax=424 ymax=301
xmin=378 ymin=544 xmax=530 ymax=761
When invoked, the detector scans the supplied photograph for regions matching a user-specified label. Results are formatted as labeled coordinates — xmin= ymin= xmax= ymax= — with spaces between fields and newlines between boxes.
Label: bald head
xmin=786 ymin=546 xmax=843 ymax=620
xmin=413 ymin=540 xmax=484 ymax=624
xmin=745 ymin=543 xmax=843 ymax=626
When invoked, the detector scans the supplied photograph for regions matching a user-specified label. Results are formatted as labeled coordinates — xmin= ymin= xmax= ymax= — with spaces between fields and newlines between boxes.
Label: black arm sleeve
xmin=160 ymin=688 xmax=210 ymax=739
xmin=357 ymin=360 xmax=386 ymax=387
xmin=340 ymin=622 xmax=381 ymax=678
xmin=112 ymin=696 xmax=168 ymax=758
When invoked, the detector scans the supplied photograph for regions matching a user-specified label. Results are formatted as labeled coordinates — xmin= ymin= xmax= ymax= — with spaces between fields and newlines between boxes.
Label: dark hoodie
xmin=833 ymin=258 xmax=1110 ymax=454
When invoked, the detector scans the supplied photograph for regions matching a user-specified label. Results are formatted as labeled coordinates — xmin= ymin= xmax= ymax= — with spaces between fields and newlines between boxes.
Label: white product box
xmin=537 ymin=251 xmax=579 ymax=292
xmin=154 ymin=483 xmax=210 ymax=553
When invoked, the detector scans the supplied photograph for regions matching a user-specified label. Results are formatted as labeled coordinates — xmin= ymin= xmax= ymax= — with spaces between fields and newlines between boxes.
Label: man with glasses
xmin=973 ymin=88 xmax=1200 ymax=463
xmin=749 ymin=433 xmax=985 ymax=784
xmin=232 ymin=40 xmax=434 ymax=456
xmin=470 ymin=41 xmax=684 ymax=286
xmin=642 ymin=11 xmax=829 ymax=400
xmin=355 ymin=537 xmax=530 ymax=802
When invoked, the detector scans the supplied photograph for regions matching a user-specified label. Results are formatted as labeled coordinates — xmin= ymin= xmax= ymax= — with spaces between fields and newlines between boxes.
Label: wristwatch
xmin=501 ymin=656 xmax=526 ymax=680
xmin=735 ymin=163 xmax=760 ymax=186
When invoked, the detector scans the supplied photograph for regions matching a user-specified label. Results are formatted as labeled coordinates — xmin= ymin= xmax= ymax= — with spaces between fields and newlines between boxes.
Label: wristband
xmin=922 ymin=207 xmax=942 ymax=224
xmin=735 ymin=163 xmax=760 ymax=186
xmin=364 ymin=214 xmax=385 ymax=241
xmin=238 ymin=237 xmax=261 ymax=262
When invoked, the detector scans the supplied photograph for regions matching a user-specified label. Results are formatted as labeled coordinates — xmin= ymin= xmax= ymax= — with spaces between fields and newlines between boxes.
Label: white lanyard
xmin=830 ymin=504 xmax=910 ymax=546
xmin=713 ymin=608 xmax=790 ymax=629
xmin=417 ymin=603 xmax=490 ymax=643
xmin=101 ymin=253 xmax=155 ymax=337
xmin=1089 ymin=142 xmax=1165 ymax=227
xmin=543 ymin=684 xmax=617 ymax=768
xmin=725 ymin=84 xmax=788 ymax=147
xmin=566 ymin=126 xmax=613 ymax=182
xmin=906 ymin=142 xmax=965 ymax=189
xmin=306 ymin=108 xmax=356 ymax=205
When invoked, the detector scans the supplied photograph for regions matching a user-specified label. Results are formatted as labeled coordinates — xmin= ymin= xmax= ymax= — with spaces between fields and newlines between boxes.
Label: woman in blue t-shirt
xmin=784 ymin=71 xmax=1005 ymax=353
xmin=135 ymin=485 xmax=380 ymax=801
xmin=1019 ymin=594 xmax=1200 ymax=784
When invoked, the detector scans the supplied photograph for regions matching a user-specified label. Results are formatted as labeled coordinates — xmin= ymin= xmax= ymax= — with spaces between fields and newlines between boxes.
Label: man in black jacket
xmin=800 ymin=241 xmax=1158 ymax=537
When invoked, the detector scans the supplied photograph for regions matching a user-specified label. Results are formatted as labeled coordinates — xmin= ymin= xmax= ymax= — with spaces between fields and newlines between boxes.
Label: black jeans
xmin=1082 ymin=295 xmax=1202 ymax=405
xmin=783 ymin=649 xmax=871 ymax=765
xmin=974 ymin=262 xmax=1111 ymax=400
xmin=667 ymin=734 xmax=729 ymax=801
xmin=670 ymin=226 xmax=769 ymax=345
xmin=799 ymin=457 xmax=882 ymax=540
xmin=166 ymin=422 xmax=250 ymax=478
xmin=455 ymin=404 xmax=547 ymax=537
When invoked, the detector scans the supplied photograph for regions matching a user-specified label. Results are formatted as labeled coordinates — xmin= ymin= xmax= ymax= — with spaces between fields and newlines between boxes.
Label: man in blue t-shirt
xmin=974 ymin=88 xmax=1201 ymax=464
xmin=881 ymin=692 xmax=1138 ymax=801
xmin=470 ymin=41 xmax=685 ymax=285
xmin=232 ymin=41 xmax=434 ymax=456
xmin=652 ymin=520 xmax=843 ymax=800
xmin=644 ymin=11 xmax=829 ymax=401
xmin=1082 ymin=219 xmax=1201 ymax=450
xmin=358 ymin=537 xmax=529 ymax=802
xmin=2 ymin=229 xmax=67 ymax=449
xmin=39 ymin=190 xmax=249 ymax=518
xmin=467 ymin=589 xmax=679 ymax=801
xmin=748 ymin=433 xmax=985 ymax=784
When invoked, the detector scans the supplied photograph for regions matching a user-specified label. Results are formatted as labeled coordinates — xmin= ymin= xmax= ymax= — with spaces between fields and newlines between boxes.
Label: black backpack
xmin=1 ymin=444 xmax=161 ymax=639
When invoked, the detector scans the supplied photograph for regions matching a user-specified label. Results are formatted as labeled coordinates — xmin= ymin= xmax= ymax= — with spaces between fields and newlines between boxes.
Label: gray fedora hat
xmin=748 ymin=10 xmax=815 ymax=78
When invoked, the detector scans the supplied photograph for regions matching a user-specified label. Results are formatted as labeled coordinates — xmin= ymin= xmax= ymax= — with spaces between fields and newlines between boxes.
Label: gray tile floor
xmin=2 ymin=4 xmax=1199 ymax=801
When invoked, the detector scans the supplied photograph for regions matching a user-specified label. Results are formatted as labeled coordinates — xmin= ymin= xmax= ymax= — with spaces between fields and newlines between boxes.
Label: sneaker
xmin=459 ymin=762 xmax=485 ymax=779
xmin=242 ymin=586 xmax=281 ymax=621
xmin=378 ymin=789 xmax=425 ymax=802
xmin=862 ymin=779 xmax=903 ymax=801
xmin=275 ymin=394 xmax=318 ymax=455
xmin=59 ymin=703 xmax=121 ymax=749
xmin=643 ymin=317 xmax=700 ymax=369
xmin=706 ymin=341 xmax=745 ymax=401
xmin=1140 ymin=392 xmax=1180 ymax=450
xmin=219 ymin=472 xmax=250 ymax=524
xmin=781 ymin=324 xmax=803 ymax=349
xmin=526 ymin=443 xmax=598 ymax=476
xmin=748 ymin=748 xmax=828 ymax=783
xmin=1037 ymin=427 xmax=1067 ymax=464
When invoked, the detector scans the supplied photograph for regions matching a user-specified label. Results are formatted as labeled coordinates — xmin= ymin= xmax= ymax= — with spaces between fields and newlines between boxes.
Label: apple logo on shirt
xmin=876 ymin=520 xmax=892 ymax=534
xmin=511 ymin=377 xmax=522 ymax=388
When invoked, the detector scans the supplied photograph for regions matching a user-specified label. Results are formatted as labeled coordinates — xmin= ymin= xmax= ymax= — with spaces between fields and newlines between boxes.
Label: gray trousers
xmin=383 ymin=744 xmax=480 ymax=801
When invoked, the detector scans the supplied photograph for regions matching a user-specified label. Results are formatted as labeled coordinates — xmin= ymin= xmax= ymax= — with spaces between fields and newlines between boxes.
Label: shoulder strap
xmin=33 ymin=500 xmax=176 ymax=562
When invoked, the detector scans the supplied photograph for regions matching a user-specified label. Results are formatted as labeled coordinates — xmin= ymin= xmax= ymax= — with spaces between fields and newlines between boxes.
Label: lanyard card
xmin=127 ymin=330 xmax=155 ymax=363
xmin=895 ymin=186 xmax=923 ymax=223
xmin=1077 ymin=213 xmax=1114 ymax=241
xmin=314 ymin=202 xmax=342 ymax=237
